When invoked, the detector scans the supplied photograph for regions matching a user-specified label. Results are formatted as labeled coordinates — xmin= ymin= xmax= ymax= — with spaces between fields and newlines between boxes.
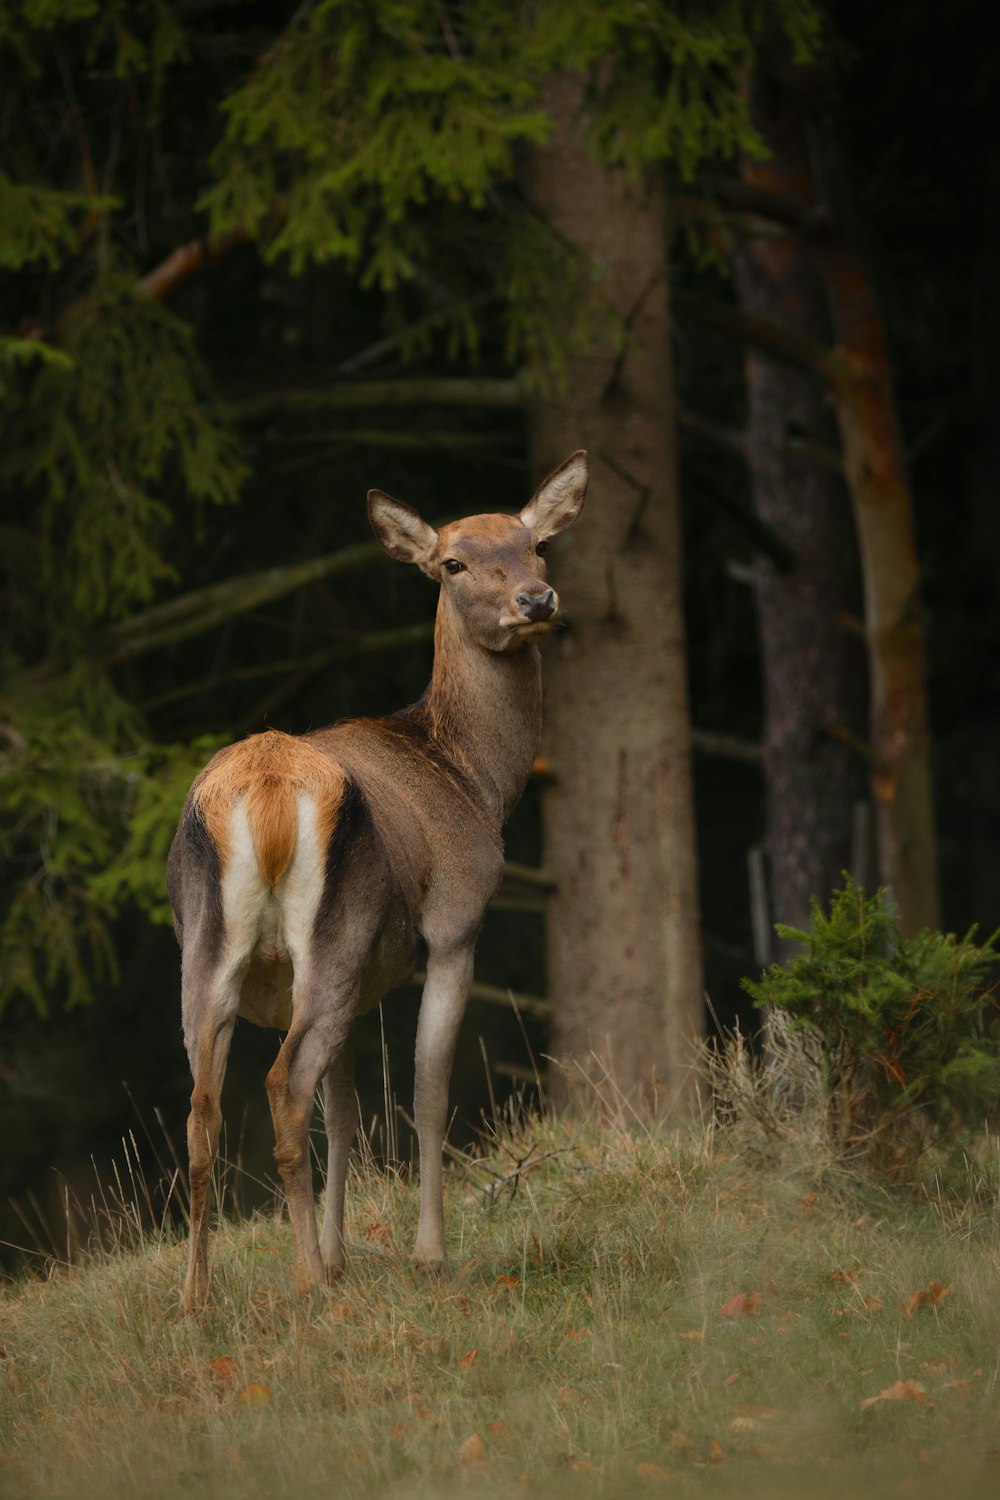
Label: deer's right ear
xmin=519 ymin=449 xmax=588 ymax=538
xmin=367 ymin=491 xmax=439 ymax=574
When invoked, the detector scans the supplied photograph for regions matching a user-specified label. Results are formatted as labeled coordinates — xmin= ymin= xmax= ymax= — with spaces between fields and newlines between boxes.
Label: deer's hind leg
xmin=265 ymin=979 xmax=356 ymax=1292
xmin=320 ymin=1027 xmax=356 ymax=1282
xmin=181 ymin=960 xmax=240 ymax=1313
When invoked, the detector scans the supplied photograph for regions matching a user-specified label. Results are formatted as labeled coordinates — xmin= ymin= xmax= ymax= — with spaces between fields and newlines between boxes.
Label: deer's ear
xmin=519 ymin=449 xmax=588 ymax=538
xmin=368 ymin=491 xmax=439 ymax=573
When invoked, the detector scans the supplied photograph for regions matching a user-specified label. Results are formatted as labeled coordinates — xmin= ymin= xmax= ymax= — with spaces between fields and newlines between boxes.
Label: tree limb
xmin=106 ymin=536 xmax=393 ymax=662
xmin=225 ymin=374 xmax=527 ymax=423
xmin=673 ymin=290 xmax=841 ymax=382
xmin=139 ymin=228 xmax=250 ymax=300
xmin=690 ymin=728 xmax=763 ymax=766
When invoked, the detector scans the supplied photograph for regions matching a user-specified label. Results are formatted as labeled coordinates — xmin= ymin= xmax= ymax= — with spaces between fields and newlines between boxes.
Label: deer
xmin=166 ymin=450 xmax=588 ymax=1309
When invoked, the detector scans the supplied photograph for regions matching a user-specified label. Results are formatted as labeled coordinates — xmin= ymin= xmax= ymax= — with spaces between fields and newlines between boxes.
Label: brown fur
xmin=193 ymin=729 xmax=345 ymax=884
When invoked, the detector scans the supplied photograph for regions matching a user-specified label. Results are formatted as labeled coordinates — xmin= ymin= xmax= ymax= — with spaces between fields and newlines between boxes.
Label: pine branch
xmin=690 ymin=728 xmax=763 ymax=766
xmin=708 ymin=180 xmax=835 ymax=237
xmin=225 ymin=375 xmax=527 ymax=423
xmin=406 ymin=973 xmax=551 ymax=1020
xmin=141 ymin=622 xmax=434 ymax=710
xmin=139 ymin=228 xmax=250 ymax=300
xmin=105 ymin=536 xmax=392 ymax=662
xmin=673 ymin=290 xmax=840 ymax=381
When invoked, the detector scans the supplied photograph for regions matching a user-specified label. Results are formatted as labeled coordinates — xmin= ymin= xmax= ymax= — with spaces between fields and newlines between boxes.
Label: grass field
xmin=2 ymin=1099 xmax=999 ymax=1499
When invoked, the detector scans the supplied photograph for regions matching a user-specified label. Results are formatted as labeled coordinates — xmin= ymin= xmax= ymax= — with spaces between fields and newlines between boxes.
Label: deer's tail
xmin=190 ymin=729 xmax=343 ymax=888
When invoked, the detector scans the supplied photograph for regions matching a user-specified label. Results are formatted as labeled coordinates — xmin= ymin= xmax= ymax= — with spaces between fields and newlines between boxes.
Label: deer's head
xmin=368 ymin=451 xmax=588 ymax=653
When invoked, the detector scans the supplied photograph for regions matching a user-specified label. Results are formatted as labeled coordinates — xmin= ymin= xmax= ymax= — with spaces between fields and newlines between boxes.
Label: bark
xmin=521 ymin=75 xmax=703 ymax=1114
xmin=821 ymin=236 xmax=940 ymax=933
xmin=731 ymin=79 xmax=868 ymax=940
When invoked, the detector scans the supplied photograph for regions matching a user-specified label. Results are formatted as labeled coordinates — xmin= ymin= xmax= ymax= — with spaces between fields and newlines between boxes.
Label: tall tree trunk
xmin=521 ymin=75 xmax=703 ymax=1113
xmin=820 ymin=232 xmax=941 ymax=934
xmin=731 ymin=78 xmax=867 ymax=942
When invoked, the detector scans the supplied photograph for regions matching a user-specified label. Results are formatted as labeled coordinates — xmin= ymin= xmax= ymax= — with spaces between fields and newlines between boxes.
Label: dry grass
xmin=2 ymin=1088 xmax=1000 ymax=1499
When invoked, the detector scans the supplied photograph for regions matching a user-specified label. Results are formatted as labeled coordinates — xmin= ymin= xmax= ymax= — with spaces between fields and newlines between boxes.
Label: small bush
xmin=741 ymin=878 xmax=1000 ymax=1167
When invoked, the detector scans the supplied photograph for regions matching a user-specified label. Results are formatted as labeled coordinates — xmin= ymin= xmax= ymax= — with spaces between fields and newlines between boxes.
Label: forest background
xmin=1 ymin=0 xmax=997 ymax=1266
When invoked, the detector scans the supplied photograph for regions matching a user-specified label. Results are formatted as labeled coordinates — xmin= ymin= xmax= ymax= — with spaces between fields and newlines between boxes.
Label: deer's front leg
xmin=412 ymin=944 xmax=474 ymax=1271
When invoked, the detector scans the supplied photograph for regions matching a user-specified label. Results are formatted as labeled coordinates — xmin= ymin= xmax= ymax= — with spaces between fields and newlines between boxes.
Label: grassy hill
xmin=2 ymin=1104 xmax=999 ymax=1499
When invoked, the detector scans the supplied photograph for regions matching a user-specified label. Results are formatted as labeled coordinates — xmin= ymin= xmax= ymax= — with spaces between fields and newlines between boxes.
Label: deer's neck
xmin=422 ymin=600 xmax=542 ymax=822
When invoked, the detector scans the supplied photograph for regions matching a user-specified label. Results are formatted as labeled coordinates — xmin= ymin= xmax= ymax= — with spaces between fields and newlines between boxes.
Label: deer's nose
xmin=516 ymin=587 xmax=556 ymax=622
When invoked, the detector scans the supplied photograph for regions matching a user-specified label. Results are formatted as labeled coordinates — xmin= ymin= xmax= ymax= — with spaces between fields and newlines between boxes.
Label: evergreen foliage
xmin=742 ymin=879 xmax=1000 ymax=1159
xmin=0 ymin=0 xmax=821 ymax=1018
xmin=203 ymin=0 xmax=821 ymax=378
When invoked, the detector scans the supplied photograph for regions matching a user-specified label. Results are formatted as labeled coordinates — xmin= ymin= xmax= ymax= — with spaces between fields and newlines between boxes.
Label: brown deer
xmin=167 ymin=451 xmax=588 ymax=1308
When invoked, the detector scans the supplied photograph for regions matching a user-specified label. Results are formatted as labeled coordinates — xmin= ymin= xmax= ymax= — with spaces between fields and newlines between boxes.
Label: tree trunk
xmin=821 ymin=234 xmax=941 ymax=934
xmin=520 ymin=75 xmax=703 ymax=1114
xmin=731 ymin=79 xmax=868 ymax=942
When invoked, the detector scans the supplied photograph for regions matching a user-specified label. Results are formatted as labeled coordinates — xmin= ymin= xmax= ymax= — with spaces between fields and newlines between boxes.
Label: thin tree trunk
xmin=731 ymin=79 xmax=867 ymax=940
xmin=821 ymin=234 xmax=940 ymax=933
xmin=521 ymin=75 xmax=703 ymax=1114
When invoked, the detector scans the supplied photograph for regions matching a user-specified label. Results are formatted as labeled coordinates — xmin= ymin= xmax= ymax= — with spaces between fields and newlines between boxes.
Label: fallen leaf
xmin=564 ymin=1328 xmax=591 ymax=1340
xmin=730 ymin=1416 xmax=758 ymax=1434
xmin=830 ymin=1270 xmax=856 ymax=1286
xmin=860 ymin=1379 xmax=932 ymax=1412
xmin=329 ymin=1301 xmax=352 ymax=1323
xmin=862 ymin=1295 xmax=883 ymax=1311
xmin=389 ymin=1420 xmax=410 ymax=1441
xmin=458 ymin=1433 xmax=487 ymax=1468
xmin=717 ymin=1292 xmax=760 ymax=1318
xmin=636 ymin=1461 xmax=666 ymax=1479
xmin=204 ymin=1356 xmax=241 ymax=1387
xmin=495 ymin=1274 xmax=520 ymax=1291
xmin=238 ymin=1383 xmax=272 ymax=1408
xmin=708 ymin=1439 xmax=724 ymax=1465
xmin=944 ymin=1380 xmax=974 ymax=1397
xmin=560 ymin=1456 xmax=595 ymax=1473
xmin=920 ymin=1355 xmax=958 ymax=1373
xmin=722 ymin=1371 xmax=742 ymax=1386
xmin=487 ymin=1419 xmax=514 ymax=1440
xmin=902 ymin=1281 xmax=952 ymax=1317
xmin=364 ymin=1221 xmax=395 ymax=1249
xmin=458 ymin=1348 xmax=478 ymax=1371
xmin=678 ymin=1330 xmax=704 ymax=1341
xmin=800 ymin=1191 xmax=818 ymax=1210
xmin=736 ymin=1404 xmax=778 ymax=1420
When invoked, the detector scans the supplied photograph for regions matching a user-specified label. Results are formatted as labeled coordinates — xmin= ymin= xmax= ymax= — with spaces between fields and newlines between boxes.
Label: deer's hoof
xmin=410 ymin=1253 xmax=448 ymax=1278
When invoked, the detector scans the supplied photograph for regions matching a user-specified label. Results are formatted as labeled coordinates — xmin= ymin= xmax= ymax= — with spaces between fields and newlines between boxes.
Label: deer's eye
xmin=535 ymin=540 xmax=548 ymax=556
xmin=443 ymin=558 xmax=466 ymax=575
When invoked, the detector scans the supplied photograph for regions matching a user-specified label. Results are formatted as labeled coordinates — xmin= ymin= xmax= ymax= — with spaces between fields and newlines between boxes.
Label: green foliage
xmin=742 ymin=879 xmax=1000 ymax=1158
xmin=0 ymin=173 xmax=114 ymax=271
xmin=1 ymin=272 xmax=246 ymax=621
xmin=92 ymin=735 xmax=225 ymax=926
xmin=203 ymin=0 xmax=822 ymax=377
xmin=0 ymin=663 xmax=222 ymax=1017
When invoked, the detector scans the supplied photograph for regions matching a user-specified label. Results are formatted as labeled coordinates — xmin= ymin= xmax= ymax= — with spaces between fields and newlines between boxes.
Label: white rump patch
xmin=277 ymin=791 xmax=326 ymax=973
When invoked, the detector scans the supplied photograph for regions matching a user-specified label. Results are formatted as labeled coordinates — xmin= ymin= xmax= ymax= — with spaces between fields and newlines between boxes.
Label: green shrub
xmin=741 ymin=878 xmax=1000 ymax=1163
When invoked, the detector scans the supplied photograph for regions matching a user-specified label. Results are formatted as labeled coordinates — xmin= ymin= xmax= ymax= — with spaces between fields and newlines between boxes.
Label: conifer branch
xmin=673 ymin=290 xmax=840 ymax=381
xmin=225 ymin=375 xmax=527 ymax=423
xmin=139 ymin=228 xmax=250 ymax=301
xmin=690 ymin=729 xmax=763 ymax=765
xmin=708 ymin=180 xmax=834 ymax=237
xmin=106 ymin=537 xmax=392 ymax=662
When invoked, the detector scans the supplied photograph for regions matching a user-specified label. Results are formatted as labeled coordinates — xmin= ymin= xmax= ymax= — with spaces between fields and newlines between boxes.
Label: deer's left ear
xmin=519 ymin=449 xmax=588 ymax=538
xmin=368 ymin=490 xmax=439 ymax=575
